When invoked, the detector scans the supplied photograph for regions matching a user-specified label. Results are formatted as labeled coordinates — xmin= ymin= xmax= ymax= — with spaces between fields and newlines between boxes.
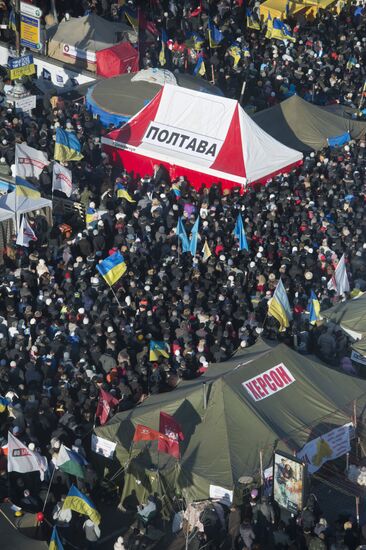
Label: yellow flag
xmin=199 ymin=59 xmax=206 ymax=76
xmin=159 ymin=44 xmax=166 ymax=67
xmin=117 ymin=188 xmax=136 ymax=203
xmin=202 ymin=241 xmax=212 ymax=262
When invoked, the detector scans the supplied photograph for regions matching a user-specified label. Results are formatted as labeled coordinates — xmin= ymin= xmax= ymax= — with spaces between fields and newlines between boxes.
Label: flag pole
xmin=42 ymin=465 xmax=56 ymax=512
xmin=109 ymin=285 xmax=123 ymax=309
xmin=239 ymin=80 xmax=247 ymax=106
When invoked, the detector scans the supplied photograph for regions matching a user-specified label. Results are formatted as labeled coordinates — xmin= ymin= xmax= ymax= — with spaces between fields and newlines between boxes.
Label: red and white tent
xmin=102 ymin=84 xmax=303 ymax=191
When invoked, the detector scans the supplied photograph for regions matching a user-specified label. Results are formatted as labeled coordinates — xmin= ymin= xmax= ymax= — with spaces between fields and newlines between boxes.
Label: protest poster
xmin=273 ymin=451 xmax=306 ymax=514
xmin=91 ymin=434 xmax=116 ymax=459
xmin=297 ymin=423 xmax=352 ymax=474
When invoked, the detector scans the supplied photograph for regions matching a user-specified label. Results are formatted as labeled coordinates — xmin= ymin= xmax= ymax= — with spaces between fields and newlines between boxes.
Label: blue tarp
xmin=327 ymin=131 xmax=351 ymax=148
xmin=86 ymin=87 xmax=129 ymax=128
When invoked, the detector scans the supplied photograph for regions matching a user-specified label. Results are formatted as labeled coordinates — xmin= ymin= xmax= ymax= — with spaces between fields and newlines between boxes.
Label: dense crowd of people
xmin=0 ymin=0 xmax=365 ymax=549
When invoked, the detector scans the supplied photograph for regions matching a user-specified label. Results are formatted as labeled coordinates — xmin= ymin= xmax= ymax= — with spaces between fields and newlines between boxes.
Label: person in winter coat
xmin=308 ymin=530 xmax=327 ymax=550
xmin=252 ymin=496 xmax=275 ymax=545
xmin=239 ymin=518 xmax=256 ymax=549
xmin=301 ymin=494 xmax=318 ymax=547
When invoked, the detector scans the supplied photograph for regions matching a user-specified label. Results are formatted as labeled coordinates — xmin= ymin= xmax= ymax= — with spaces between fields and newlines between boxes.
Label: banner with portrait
xmin=273 ymin=451 xmax=306 ymax=514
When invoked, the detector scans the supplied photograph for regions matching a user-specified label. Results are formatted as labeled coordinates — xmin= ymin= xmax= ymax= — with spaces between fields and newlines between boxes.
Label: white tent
xmin=47 ymin=14 xmax=137 ymax=72
xmin=102 ymin=84 xmax=303 ymax=192
xmin=0 ymin=192 xmax=52 ymax=247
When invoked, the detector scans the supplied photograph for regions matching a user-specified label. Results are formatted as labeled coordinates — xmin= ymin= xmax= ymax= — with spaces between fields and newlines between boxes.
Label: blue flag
xmin=234 ymin=214 xmax=249 ymax=251
xmin=189 ymin=216 xmax=200 ymax=256
xmin=208 ymin=20 xmax=223 ymax=47
xmin=176 ymin=217 xmax=190 ymax=252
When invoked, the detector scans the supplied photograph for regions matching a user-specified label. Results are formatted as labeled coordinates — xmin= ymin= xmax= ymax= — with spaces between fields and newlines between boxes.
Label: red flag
xmin=157 ymin=435 xmax=180 ymax=458
xmin=145 ymin=21 xmax=159 ymax=36
xmin=189 ymin=4 xmax=202 ymax=17
xmin=133 ymin=424 xmax=161 ymax=443
xmin=96 ymin=389 xmax=119 ymax=426
xmin=157 ymin=412 xmax=183 ymax=458
xmin=159 ymin=412 xmax=184 ymax=441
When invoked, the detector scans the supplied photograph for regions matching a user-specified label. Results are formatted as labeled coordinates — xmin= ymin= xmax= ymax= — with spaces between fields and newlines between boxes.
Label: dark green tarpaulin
xmin=252 ymin=95 xmax=366 ymax=152
xmin=322 ymin=295 xmax=366 ymax=340
xmin=96 ymin=340 xmax=366 ymax=502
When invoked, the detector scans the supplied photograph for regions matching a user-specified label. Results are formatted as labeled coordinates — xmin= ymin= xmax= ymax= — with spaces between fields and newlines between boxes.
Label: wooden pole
xmin=353 ymin=399 xmax=357 ymax=429
xmin=259 ymin=450 xmax=264 ymax=487
xmin=15 ymin=0 xmax=20 ymax=56
xmin=110 ymin=285 xmax=123 ymax=308
xmin=358 ymin=81 xmax=365 ymax=113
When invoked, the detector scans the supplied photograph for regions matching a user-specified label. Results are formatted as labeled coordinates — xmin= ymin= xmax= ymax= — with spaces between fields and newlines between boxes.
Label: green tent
xmin=322 ymin=294 xmax=366 ymax=341
xmin=252 ymin=95 xmax=366 ymax=152
xmin=96 ymin=340 xmax=366 ymax=503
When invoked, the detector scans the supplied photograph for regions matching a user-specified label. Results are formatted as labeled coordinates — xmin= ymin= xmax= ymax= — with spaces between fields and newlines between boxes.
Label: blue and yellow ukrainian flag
xmin=49 ymin=526 xmax=64 ymax=550
xmin=97 ymin=251 xmax=127 ymax=286
xmin=0 ymin=396 xmax=9 ymax=414
xmin=308 ymin=290 xmax=321 ymax=325
xmin=15 ymin=176 xmax=41 ymax=199
xmin=54 ymin=128 xmax=83 ymax=162
xmin=159 ymin=28 xmax=167 ymax=67
xmin=269 ymin=18 xmax=295 ymax=42
xmin=268 ymin=279 xmax=293 ymax=331
xmin=246 ymin=8 xmax=260 ymax=30
xmin=62 ymin=485 xmax=101 ymax=525
xmin=186 ymin=31 xmax=205 ymax=50
xmin=193 ymin=55 xmax=206 ymax=76
xmin=265 ymin=12 xmax=273 ymax=39
xmin=228 ymin=45 xmax=241 ymax=67
xmin=281 ymin=21 xmax=295 ymax=42
xmin=116 ymin=183 xmax=136 ymax=202
xmin=85 ymin=206 xmax=96 ymax=225
xmin=8 ymin=9 xmax=16 ymax=31
xmin=149 ymin=340 xmax=170 ymax=361
xmin=208 ymin=20 xmax=223 ymax=48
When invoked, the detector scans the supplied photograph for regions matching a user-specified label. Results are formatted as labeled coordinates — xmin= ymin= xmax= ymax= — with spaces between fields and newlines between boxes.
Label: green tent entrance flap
xmin=95 ymin=340 xmax=366 ymax=502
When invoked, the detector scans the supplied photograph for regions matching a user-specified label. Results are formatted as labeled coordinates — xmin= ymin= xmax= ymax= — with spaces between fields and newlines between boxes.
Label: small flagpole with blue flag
xmin=176 ymin=217 xmax=190 ymax=253
xmin=189 ymin=216 xmax=200 ymax=256
xmin=234 ymin=213 xmax=249 ymax=251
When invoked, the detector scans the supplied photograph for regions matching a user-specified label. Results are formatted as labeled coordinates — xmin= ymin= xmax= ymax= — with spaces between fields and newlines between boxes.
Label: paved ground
xmin=0 ymin=504 xmax=48 ymax=550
